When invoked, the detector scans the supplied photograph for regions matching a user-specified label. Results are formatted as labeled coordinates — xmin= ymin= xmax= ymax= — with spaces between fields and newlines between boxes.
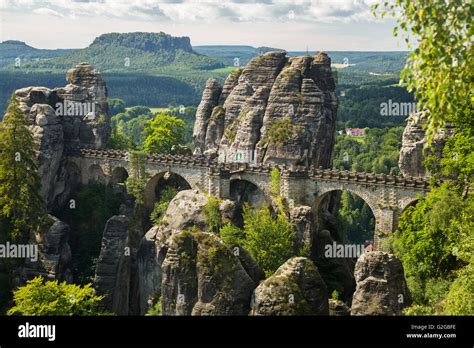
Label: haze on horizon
xmin=0 ymin=0 xmax=407 ymax=52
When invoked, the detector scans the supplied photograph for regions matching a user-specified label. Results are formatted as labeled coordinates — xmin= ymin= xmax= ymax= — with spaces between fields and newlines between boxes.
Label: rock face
xmin=20 ymin=215 xmax=72 ymax=283
xmin=290 ymin=205 xmax=315 ymax=254
xmin=94 ymin=215 xmax=132 ymax=315
xmin=161 ymin=231 xmax=257 ymax=315
xmin=193 ymin=51 xmax=338 ymax=167
xmin=351 ymin=251 xmax=411 ymax=316
xmin=251 ymin=257 xmax=329 ymax=316
xmin=137 ymin=189 xmax=238 ymax=314
xmin=11 ymin=63 xmax=110 ymax=211
xmin=399 ymin=112 xmax=452 ymax=177
xmin=312 ymin=229 xmax=356 ymax=303
xmin=329 ymin=299 xmax=351 ymax=316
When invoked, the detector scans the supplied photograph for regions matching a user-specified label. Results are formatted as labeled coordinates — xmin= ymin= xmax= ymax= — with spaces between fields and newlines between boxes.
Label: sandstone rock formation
xmin=137 ymin=189 xmax=238 ymax=314
xmin=351 ymin=251 xmax=411 ymax=315
xmin=94 ymin=215 xmax=132 ymax=315
xmin=399 ymin=112 xmax=453 ymax=177
xmin=12 ymin=63 xmax=109 ymax=211
xmin=251 ymin=257 xmax=329 ymax=315
xmin=290 ymin=205 xmax=315 ymax=255
xmin=329 ymin=299 xmax=351 ymax=316
xmin=20 ymin=215 xmax=72 ymax=283
xmin=193 ymin=51 xmax=338 ymax=167
xmin=161 ymin=230 xmax=257 ymax=315
xmin=312 ymin=229 xmax=356 ymax=303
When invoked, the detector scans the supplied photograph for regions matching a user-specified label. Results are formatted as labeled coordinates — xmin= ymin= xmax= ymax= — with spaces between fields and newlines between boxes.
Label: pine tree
xmin=0 ymin=95 xmax=43 ymax=241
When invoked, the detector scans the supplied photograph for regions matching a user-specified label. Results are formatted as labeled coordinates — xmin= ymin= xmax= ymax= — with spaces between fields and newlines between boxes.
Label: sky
xmin=0 ymin=0 xmax=407 ymax=51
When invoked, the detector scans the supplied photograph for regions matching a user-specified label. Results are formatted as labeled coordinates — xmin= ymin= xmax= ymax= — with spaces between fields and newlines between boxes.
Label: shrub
xmin=7 ymin=277 xmax=108 ymax=316
xmin=204 ymin=196 xmax=222 ymax=233
xmin=150 ymin=187 xmax=178 ymax=225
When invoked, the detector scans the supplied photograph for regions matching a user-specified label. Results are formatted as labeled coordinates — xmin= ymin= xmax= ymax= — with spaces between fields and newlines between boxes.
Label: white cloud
xmin=32 ymin=7 xmax=65 ymax=18
xmin=1 ymin=0 xmax=385 ymax=23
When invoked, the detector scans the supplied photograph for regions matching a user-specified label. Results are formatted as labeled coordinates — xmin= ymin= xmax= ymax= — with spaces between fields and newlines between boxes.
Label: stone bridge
xmin=65 ymin=148 xmax=430 ymax=246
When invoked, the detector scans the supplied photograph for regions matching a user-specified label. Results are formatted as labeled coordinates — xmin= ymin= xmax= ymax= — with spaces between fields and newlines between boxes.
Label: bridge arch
xmin=144 ymin=171 xmax=191 ymax=209
xmin=88 ymin=164 xmax=106 ymax=184
xmin=111 ymin=167 xmax=129 ymax=185
xmin=229 ymin=177 xmax=269 ymax=210
xmin=314 ymin=187 xmax=376 ymax=245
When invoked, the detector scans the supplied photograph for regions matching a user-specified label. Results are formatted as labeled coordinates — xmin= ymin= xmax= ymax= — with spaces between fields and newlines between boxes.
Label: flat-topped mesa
xmin=192 ymin=51 xmax=338 ymax=167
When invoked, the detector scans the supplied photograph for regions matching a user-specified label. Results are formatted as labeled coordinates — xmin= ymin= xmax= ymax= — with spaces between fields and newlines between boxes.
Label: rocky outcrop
xmin=312 ymin=229 xmax=356 ymax=303
xmin=137 ymin=189 xmax=237 ymax=314
xmin=250 ymin=257 xmax=328 ymax=316
xmin=161 ymin=231 xmax=257 ymax=315
xmin=11 ymin=63 xmax=110 ymax=211
xmin=94 ymin=215 xmax=132 ymax=315
xmin=351 ymin=251 xmax=411 ymax=316
xmin=290 ymin=205 xmax=314 ymax=255
xmin=399 ymin=112 xmax=453 ymax=177
xmin=329 ymin=299 xmax=351 ymax=316
xmin=20 ymin=215 xmax=72 ymax=283
xmin=193 ymin=51 xmax=338 ymax=166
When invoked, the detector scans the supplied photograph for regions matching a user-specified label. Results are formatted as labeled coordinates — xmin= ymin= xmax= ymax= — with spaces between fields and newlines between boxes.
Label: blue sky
xmin=0 ymin=0 xmax=406 ymax=51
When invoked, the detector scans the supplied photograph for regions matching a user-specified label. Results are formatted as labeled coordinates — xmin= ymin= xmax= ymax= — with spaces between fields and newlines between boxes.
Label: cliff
xmin=193 ymin=51 xmax=338 ymax=167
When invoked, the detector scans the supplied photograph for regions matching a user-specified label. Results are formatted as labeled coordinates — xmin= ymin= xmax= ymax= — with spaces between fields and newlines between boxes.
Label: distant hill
xmin=194 ymin=45 xmax=285 ymax=66
xmin=7 ymin=32 xmax=224 ymax=72
xmin=194 ymin=46 xmax=408 ymax=74
xmin=0 ymin=40 xmax=74 ymax=68
xmin=288 ymin=51 xmax=408 ymax=73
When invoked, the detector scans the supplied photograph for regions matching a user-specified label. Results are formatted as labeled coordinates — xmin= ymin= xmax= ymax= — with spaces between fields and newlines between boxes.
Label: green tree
xmin=143 ymin=113 xmax=185 ymax=154
xmin=204 ymin=196 xmax=222 ymax=234
xmin=242 ymin=204 xmax=296 ymax=276
xmin=269 ymin=167 xmax=281 ymax=197
xmin=125 ymin=151 xmax=148 ymax=205
xmin=108 ymin=126 xmax=135 ymax=150
xmin=0 ymin=95 xmax=43 ymax=241
xmin=7 ymin=276 xmax=107 ymax=316
xmin=375 ymin=0 xmax=473 ymax=140
xmin=150 ymin=187 xmax=177 ymax=225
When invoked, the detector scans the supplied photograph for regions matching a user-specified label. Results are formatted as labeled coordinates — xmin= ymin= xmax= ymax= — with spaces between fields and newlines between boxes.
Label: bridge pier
xmin=374 ymin=208 xmax=400 ymax=249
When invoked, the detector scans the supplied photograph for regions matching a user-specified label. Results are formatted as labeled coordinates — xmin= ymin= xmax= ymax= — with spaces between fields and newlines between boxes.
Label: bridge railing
xmin=64 ymin=146 xmax=430 ymax=190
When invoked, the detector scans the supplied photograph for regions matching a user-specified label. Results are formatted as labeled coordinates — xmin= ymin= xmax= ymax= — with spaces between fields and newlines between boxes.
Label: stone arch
xmin=144 ymin=171 xmax=191 ymax=209
xmin=88 ymin=164 xmax=106 ymax=184
xmin=399 ymin=196 xmax=421 ymax=214
xmin=314 ymin=186 xmax=377 ymax=245
xmin=111 ymin=167 xmax=129 ymax=185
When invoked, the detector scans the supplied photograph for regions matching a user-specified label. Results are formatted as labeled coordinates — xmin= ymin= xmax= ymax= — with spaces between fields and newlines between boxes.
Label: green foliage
xmin=333 ymin=127 xmax=403 ymax=174
xmin=150 ymin=187 xmax=177 ymax=225
xmin=108 ymin=125 xmax=135 ymax=150
xmin=391 ymin=182 xmax=473 ymax=314
xmin=7 ymin=276 xmax=107 ymax=316
xmin=108 ymin=98 xmax=126 ymax=115
xmin=337 ymin=191 xmax=375 ymax=244
xmin=375 ymin=0 xmax=473 ymax=140
xmin=143 ymin=114 xmax=185 ymax=154
xmin=65 ymin=182 xmax=122 ymax=284
xmin=269 ymin=167 xmax=281 ymax=197
xmin=241 ymin=204 xmax=296 ymax=277
xmin=331 ymin=290 xmax=340 ymax=300
xmin=125 ymin=151 xmax=148 ymax=205
xmin=266 ymin=119 xmax=299 ymax=145
xmin=403 ymin=305 xmax=433 ymax=316
xmin=0 ymin=95 xmax=43 ymax=241
xmin=444 ymin=264 xmax=474 ymax=315
xmin=204 ymin=196 xmax=222 ymax=233
xmin=219 ymin=223 xmax=246 ymax=245
xmin=146 ymin=299 xmax=162 ymax=316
